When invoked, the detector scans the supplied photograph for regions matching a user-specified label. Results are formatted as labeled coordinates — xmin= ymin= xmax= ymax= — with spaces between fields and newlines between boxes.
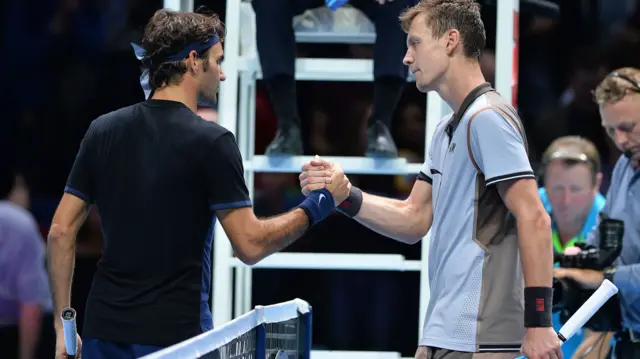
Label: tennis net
xmin=140 ymin=298 xmax=312 ymax=359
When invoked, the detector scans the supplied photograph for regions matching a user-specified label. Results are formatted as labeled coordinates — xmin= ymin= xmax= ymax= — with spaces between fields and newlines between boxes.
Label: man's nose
xmin=558 ymin=190 xmax=571 ymax=205
xmin=403 ymin=52 xmax=413 ymax=66
xmin=615 ymin=129 xmax=629 ymax=148
xmin=220 ymin=70 xmax=226 ymax=82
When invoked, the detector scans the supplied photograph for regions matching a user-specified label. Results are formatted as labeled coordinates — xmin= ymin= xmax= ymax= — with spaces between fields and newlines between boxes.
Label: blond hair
xmin=593 ymin=67 xmax=640 ymax=105
xmin=399 ymin=0 xmax=485 ymax=58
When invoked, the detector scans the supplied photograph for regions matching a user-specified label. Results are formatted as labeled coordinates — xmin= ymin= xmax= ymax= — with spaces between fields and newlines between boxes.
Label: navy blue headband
xmin=131 ymin=34 xmax=220 ymax=100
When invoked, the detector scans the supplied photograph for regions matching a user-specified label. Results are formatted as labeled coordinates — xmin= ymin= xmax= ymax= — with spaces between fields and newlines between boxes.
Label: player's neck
xmin=151 ymin=86 xmax=198 ymax=113
xmin=436 ymin=61 xmax=487 ymax=113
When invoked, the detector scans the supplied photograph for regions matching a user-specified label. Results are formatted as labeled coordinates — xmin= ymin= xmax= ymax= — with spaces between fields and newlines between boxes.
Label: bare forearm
xmin=46 ymin=228 xmax=76 ymax=330
xmin=19 ymin=303 xmax=41 ymax=359
xmin=246 ymin=208 xmax=309 ymax=264
xmin=518 ymin=211 xmax=554 ymax=287
xmin=354 ymin=192 xmax=431 ymax=244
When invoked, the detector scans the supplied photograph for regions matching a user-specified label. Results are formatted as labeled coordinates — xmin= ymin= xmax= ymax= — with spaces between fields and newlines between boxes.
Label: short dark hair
xmin=399 ymin=0 xmax=486 ymax=59
xmin=141 ymin=8 xmax=226 ymax=91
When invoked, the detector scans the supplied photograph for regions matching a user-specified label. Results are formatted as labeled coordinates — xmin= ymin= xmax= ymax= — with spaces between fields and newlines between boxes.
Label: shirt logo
xmin=319 ymin=194 xmax=326 ymax=205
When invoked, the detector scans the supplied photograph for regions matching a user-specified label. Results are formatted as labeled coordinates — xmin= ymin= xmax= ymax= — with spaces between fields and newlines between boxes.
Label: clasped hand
xmin=299 ymin=156 xmax=351 ymax=205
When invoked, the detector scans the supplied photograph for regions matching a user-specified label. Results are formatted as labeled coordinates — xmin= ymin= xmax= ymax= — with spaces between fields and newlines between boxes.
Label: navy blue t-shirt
xmin=65 ymin=99 xmax=251 ymax=347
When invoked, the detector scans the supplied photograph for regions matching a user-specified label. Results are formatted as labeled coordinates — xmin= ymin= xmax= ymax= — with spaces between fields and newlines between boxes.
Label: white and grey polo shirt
xmin=418 ymin=83 xmax=535 ymax=352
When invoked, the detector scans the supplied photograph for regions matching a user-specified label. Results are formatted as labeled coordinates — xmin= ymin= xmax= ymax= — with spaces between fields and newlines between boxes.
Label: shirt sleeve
xmin=417 ymin=144 xmax=434 ymax=184
xmin=469 ymin=109 xmax=534 ymax=186
xmin=586 ymin=162 xmax=621 ymax=247
xmin=14 ymin=221 xmax=49 ymax=304
xmin=205 ymin=132 xmax=252 ymax=211
xmin=65 ymin=122 xmax=97 ymax=203
xmin=614 ymin=264 xmax=640 ymax=292
xmin=417 ymin=130 xmax=438 ymax=184
xmin=592 ymin=157 xmax=638 ymax=291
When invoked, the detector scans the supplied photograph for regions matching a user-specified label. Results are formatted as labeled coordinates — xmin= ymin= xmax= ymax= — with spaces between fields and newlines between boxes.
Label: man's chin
xmin=416 ymin=81 xmax=433 ymax=94
xmin=554 ymin=212 xmax=572 ymax=222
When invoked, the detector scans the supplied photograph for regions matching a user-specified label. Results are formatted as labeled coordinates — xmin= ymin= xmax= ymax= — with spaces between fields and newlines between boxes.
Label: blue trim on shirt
xmin=210 ymin=200 xmax=252 ymax=211
xmin=64 ymin=186 xmax=90 ymax=202
xmin=200 ymin=216 xmax=215 ymax=332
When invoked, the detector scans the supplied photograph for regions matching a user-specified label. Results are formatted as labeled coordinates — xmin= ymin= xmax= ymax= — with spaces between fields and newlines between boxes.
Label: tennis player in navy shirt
xmin=46 ymin=8 xmax=350 ymax=359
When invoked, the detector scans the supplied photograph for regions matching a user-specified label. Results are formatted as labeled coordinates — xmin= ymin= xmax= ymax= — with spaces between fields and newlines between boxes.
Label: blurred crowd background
xmin=1 ymin=0 xmax=640 ymax=357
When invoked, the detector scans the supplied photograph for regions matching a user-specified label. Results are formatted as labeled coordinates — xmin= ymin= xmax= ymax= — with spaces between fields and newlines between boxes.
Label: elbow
xmin=401 ymin=203 xmax=430 ymax=244
xmin=534 ymin=209 xmax=552 ymax=234
xmin=519 ymin=207 xmax=552 ymax=235
xmin=405 ymin=222 xmax=427 ymax=244
xmin=47 ymin=223 xmax=73 ymax=249
xmin=414 ymin=222 xmax=430 ymax=242
xmin=403 ymin=228 xmax=427 ymax=245
xmin=404 ymin=235 xmax=423 ymax=245
xmin=232 ymin=236 xmax=263 ymax=266
xmin=411 ymin=202 xmax=431 ymax=242
xmin=236 ymin=252 xmax=260 ymax=266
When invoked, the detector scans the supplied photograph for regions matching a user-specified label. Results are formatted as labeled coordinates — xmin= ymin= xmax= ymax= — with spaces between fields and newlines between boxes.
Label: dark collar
xmin=445 ymin=82 xmax=495 ymax=141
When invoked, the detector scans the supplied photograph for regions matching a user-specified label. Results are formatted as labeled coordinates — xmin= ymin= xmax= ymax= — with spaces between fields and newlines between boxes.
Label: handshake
xmin=299 ymin=156 xmax=352 ymax=205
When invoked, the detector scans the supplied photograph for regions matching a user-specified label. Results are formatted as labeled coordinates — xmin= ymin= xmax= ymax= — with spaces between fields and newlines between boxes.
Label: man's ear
xmin=593 ymin=172 xmax=603 ymax=194
xmin=187 ymin=50 xmax=199 ymax=73
xmin=444 ymin=29 xmax=461 ymax=56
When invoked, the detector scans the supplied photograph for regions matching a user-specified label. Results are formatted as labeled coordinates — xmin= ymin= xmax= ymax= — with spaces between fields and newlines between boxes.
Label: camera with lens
xmin=552 ymin=216 xmax=624 ymax=331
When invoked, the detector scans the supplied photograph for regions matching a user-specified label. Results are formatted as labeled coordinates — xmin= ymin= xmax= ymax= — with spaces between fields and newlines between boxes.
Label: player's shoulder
xmin=612 ymin=154 xmax=633 ymax=177
xmin=188 ymin=116 xmax=237 ymax=151
xmin=465 ymin=91 xmax=521 ymax=120
xmin=191 ymin=115 xmax=230 ymax=138
xmin=465 ymin=100 xmax=523 ymax=135
xmin=98 ymin=102 xmax=141 ymax=122
xmin=88 ymin=103 xmax=142 ymax=134
xmin=432 ymin=113 xmax=454 ymax=141
xmin=437 ymin=113 xmax=454 ymax=128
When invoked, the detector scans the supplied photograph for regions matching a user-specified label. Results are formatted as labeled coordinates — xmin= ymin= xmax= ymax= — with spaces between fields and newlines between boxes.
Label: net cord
xmin=140 ymin=298 xmax=311 ymax=359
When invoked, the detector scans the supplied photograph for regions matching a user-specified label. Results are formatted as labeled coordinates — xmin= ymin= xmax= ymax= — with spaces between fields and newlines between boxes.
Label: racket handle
xmin=61 ymin=308 xmax=78 ymax=358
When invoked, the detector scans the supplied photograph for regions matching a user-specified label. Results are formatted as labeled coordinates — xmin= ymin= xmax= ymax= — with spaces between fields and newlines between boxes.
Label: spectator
xmin=538 ymin=136 xmax=613 ymax=359
xmin=0 ymin=167 xmax=54 ymax=359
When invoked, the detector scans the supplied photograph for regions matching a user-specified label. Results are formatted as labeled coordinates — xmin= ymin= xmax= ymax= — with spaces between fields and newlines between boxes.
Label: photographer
xmin=539 ymin=136 xmax=605 ymax=255
xmin=554 ymin=67 xmax=640 ymax=358
xmin=539 ymin=136 xmax=613 ymax=358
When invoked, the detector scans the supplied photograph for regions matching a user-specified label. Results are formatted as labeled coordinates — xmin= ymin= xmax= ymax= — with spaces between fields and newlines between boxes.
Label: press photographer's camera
xmin=552 ymin=216 xmax=624 ymax=331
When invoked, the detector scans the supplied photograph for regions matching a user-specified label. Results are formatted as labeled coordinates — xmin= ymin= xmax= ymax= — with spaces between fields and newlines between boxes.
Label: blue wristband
xmin=298 ymin=188 xmax=335 ymax=225
xmin=325 ymin=0 xmax=349 ymax=11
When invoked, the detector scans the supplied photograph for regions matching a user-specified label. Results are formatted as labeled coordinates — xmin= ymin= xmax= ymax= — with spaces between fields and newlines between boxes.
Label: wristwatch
xmin=604 ymin=268 xmax=616 ymax=283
